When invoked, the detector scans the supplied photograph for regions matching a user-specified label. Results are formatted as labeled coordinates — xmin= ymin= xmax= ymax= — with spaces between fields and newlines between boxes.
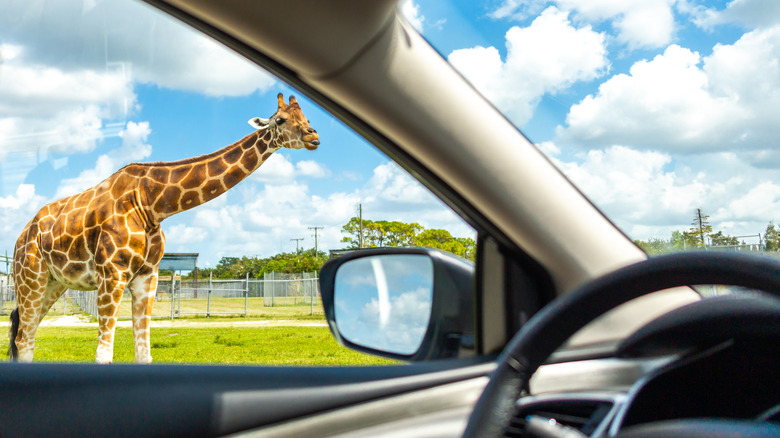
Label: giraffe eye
xmin=276 ymin=117 xmax=286 ymax=125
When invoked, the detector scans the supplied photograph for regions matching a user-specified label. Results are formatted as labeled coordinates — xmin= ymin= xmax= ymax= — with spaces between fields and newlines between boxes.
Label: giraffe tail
xmin=8 ymin=307 xmax=19 ymax=360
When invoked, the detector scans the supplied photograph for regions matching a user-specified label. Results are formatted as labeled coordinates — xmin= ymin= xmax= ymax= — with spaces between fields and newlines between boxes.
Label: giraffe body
xmin=10 ymin=94 xmax=318 ymax=363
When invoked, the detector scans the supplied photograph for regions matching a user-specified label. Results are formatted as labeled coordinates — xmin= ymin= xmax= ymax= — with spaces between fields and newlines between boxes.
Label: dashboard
xmin=248 ymin=293 xmax=780 ymax=438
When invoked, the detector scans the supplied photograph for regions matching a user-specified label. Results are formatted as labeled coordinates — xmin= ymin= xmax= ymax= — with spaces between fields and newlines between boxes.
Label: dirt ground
xmin=0 ymin=314 xmax=327 ymax=328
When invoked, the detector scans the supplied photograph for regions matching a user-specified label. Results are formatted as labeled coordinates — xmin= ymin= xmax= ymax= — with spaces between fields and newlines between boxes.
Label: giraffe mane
xmin=126 ymin=130 xmax=262 ymax=168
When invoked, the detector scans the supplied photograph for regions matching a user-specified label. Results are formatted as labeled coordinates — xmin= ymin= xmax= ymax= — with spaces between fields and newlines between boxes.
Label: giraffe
xmin=9 ymin=93 xmax=319 ymax=364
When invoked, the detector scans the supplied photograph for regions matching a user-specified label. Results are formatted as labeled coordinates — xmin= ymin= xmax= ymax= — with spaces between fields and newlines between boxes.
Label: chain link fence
xmin=1 ymin=276 xmax=98 ymax=316
xmin=1 ymin=271 xmax=320 ymax=320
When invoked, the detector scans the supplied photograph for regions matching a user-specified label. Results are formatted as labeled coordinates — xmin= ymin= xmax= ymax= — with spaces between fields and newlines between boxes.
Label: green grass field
xmin=4 ymin=325 xmax=397 ymax=366
xmin=2 ymin=295 xmax=397 ymax=365
xmin=147 ymin=297 xmax=325 ymax=320
xmin=43 ymin=295 xmax=326 ymax=320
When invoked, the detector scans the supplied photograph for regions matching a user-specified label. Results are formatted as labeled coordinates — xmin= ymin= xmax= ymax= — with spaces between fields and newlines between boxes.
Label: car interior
xmin=0 ymin=1 xmax=778 ymax=437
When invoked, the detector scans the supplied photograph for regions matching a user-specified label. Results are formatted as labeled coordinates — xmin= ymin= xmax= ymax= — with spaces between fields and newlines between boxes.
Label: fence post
xmin=244 ymin=273 xmax=249 ymax=316
xmin=176 ymin=271 xmax=182 ymax=318
xmin=170 ymin=273 xmax=175 ymax=320
xmin=207 ymin=272 xmax=212 ymax=318
xmin=273 ymin=271 xmax=276 ymax=307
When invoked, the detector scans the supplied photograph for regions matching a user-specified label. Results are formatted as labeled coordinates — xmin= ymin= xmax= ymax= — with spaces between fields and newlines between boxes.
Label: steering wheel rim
xmin=463 ymin=251 xmax=780 ymax=437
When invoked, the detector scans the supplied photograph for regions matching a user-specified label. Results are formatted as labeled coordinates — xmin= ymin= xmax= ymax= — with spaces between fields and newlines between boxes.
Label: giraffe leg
xmin=12 ymin=281 xmax=69 ymax=362
xmin=13 ymin=283 xmax=46 ymax=363
xmin=95 ymin=272 xmax=129 ymax=364
xmin=128 ymin=272 xmax=158 ymax=364
xmin=37 ymin=282 xmax=68 ymax=325
xmin=12 ymin=264 xmax=55 ymax=362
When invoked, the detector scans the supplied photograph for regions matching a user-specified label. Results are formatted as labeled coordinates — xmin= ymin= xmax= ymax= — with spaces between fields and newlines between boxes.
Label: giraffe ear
xmin=248 ymin=117 xmax=269 ymax=129
xmin=277 ymin=93 xmax=285 ymax=108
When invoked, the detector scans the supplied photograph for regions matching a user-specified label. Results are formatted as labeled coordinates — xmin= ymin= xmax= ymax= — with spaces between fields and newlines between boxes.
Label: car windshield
xmin=2 ymin=0 xmax=775 ymax=365
xmin=0 ymin=0 xmax=476 ymax=364
xmin=411 ymin=0 xmax=780 ymax=256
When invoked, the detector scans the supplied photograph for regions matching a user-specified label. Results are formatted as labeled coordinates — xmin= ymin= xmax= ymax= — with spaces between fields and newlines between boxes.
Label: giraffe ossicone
xmin=9 ymin=93 xmax=319 ymax=364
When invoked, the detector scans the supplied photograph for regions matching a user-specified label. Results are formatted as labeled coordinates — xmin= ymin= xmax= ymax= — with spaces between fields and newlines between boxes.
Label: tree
xmin=340 ymin=216 xmax=475 ymax=260
xmin=341 ymin=217 xmax=422 ymax=249
xmin=634 ymin=237 xmax=673 ymax=255
xmin=669 ymin=230 xmax=700 ymax=251
xmin=688 ymin=208 xmax=713 ymax=248
xmin=193 ymin=251 xmax=329 ymax=280
xmin=709 ymin=231 xmax=739 ymax=247
xmin=340 ymin=216 xmax=364 ymax=248
xmin=765 ymin=221 xmax=780 ymax=252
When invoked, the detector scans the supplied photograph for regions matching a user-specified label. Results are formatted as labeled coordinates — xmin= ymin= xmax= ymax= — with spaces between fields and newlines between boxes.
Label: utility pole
xmin=290 ymin=237 xmax=304 ymax=253
xmin=696 ymin=208 xmax=706 ymax=247
xmin=308 ymin=226 xmax=324 ymax=256
xmin=359 ymin=203 xmax=364 ymax=249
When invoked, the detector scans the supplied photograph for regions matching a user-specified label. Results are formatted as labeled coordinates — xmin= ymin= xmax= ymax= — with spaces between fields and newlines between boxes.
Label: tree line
xmin=339 ymin=217 xmax=476 ymax=260
xmin=182 ymin=209 xmax=776 ymax=279
xmin=188 ymin=250 xmax=329 ymax=280
xmin=177 ymin=217 xmax=475 ymax=279
xmin=634 ymin=209 xmax=780 ymax=255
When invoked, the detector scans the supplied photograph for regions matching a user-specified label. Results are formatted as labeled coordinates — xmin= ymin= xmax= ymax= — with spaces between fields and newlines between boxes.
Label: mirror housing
xmin=320 ymin=247 xmax=474 ymax=361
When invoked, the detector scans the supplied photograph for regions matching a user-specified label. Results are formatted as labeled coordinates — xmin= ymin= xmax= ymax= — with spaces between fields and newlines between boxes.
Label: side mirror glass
xmin=320 ymin=248 xmax=474 ymax=362
xmin=334 ymin=254 xmax=433 ymax=355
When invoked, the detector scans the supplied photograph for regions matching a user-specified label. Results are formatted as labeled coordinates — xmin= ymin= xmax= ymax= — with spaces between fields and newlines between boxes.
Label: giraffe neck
xmin=130 ymin=127 xmax=277 ymax=225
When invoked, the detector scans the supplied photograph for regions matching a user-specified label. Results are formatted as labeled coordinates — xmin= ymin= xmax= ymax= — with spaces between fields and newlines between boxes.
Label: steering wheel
xmin=463 ymin=251 xmax=780 ymax=437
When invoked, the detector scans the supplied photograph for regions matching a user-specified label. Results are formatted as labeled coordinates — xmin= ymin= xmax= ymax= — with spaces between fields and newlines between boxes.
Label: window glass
xmin=0 ymin=0 xmax=474 ymax=364
xmin=410 ymin=0 xmax=780 ymax=256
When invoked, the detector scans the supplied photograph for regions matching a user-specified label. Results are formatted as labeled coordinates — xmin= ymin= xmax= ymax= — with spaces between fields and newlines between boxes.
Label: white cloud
xmin=364 ymin=162 xmax=432 ymax=204
xmin=356 ymin=286 xmax=432 ymax=353
xmin=249 ymin=154 xmax=331 ymax=184
xmin=1 ymin=1 xmax=275 ymax=98
xmin=0 ymin=184 xmax=47 ymax=250
xmin=716 ymin=181 xmax=780 ymax=224
xmin=165 ymin=223 xmax=207 ymax=244
xmin=545 ymin=144 xmax=779 ymax=241
xmin=249 ymin=153 xmax=296 ymax=183
xmin=489 ymin=0 xmax=549 ymax=21
xmin=557 ymin=0 xmax=676 ymax=49
xmin=400 ymin=0 xmax=425 ymax=32
xmin=54 ymin=121 xmax=152 ymax=198
xmin=296 ymin=160 xmax=330 ymax=178
xmin=0 ymin=45 xmax=136 ymax=160
xmin=489 ymin=0 xmax=676 ymax=49
xmin=558 ymin=26 xmax=780 ymax=160
xmin=559 ymin=45 xmax=744 ymax=151
xmin=685 ymin=0 xmax=780 ymax=30
xmin=448 ymin=6 xmax=608 ymax=125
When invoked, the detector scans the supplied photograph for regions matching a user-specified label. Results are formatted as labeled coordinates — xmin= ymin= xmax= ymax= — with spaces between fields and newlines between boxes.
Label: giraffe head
xmin=248 ymin=93 xmax=320 ymax=151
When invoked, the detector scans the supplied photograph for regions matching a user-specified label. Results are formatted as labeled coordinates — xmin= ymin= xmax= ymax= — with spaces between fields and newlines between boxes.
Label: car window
xmin=411 ymin=0 xmax=780 ymax=258
xmin=0 ymin=0 xmax=474 ymax=364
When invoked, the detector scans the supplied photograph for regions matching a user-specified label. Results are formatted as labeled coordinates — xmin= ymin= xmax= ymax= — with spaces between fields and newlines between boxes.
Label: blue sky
xmin=2 ymin=0 xmax=780 ymax=269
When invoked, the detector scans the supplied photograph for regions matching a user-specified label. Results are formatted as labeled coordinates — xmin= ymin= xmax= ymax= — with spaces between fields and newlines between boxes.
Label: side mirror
xmin=319 ymin=248 xmax=474 ymax=361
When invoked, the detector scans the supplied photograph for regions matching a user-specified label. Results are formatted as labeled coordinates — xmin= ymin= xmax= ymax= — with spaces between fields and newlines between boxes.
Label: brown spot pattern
xmin=223 ymin=166 xmax=246 ymax=189
xmin=207 ymin=158 xmax=227 ymax=177
xmin=180 ymin=166 xmax=207 ymax=189
xmin=223 ymin=146 xmax=242 ymax=164
xmin=149 ymin=167 xmax=169 ymax=184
